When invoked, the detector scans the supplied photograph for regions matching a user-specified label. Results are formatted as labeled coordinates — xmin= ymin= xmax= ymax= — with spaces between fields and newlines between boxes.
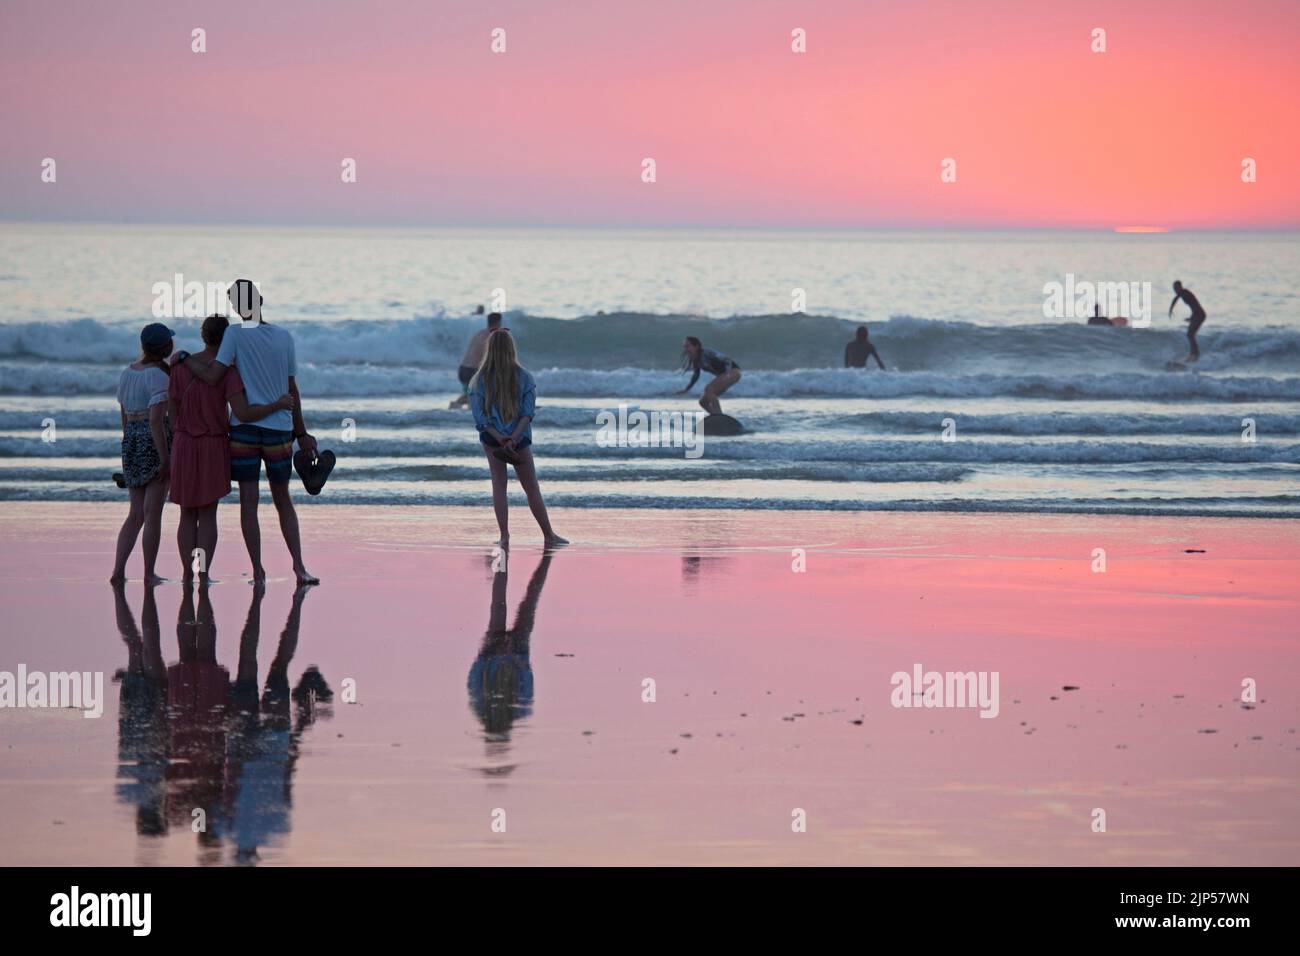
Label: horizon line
xmin=4 ymin=218 xmax=1299 ymax=235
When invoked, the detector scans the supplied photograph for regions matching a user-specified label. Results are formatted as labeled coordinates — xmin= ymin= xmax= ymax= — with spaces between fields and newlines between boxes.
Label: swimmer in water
xmin=844 ymin=325 xmax=886 ymax=368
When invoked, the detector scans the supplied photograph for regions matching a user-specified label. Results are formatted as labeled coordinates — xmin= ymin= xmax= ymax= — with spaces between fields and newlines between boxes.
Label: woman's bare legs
xmin=699 ymin=369 xmax=741 ymax=416
xmin=178 ymin=506 xmax=198 ymax=583
xmin=178 ymin=502 xmax=219 ymax=583
xmin=483 ymin=443 xmax=510 ymax=545
xmin=141 ymin=477 xmax=168 ymax=584
xmin=514 ymin=448 xmax=566 ymax=546
xmin=111 ymin=486 xmax=147 ymax=582
xmin=196 ymin=502 xmax=219 ymax=582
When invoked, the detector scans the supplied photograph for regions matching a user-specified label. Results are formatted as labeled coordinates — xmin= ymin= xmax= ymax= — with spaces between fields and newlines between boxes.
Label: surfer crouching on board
xmin=678 ymin=336 xmax=741 ymax=415
xmin=1168 ymin=280 xmax=1207 ymax=363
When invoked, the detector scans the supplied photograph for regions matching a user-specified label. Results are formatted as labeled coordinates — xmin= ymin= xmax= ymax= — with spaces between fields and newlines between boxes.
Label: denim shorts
xmin=480 ymin=431 xmax=532 ymax=452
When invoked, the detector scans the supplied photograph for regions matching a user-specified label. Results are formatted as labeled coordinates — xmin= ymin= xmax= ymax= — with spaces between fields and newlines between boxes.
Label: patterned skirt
xmin=121 ymin=420 xmax=171 ymax=488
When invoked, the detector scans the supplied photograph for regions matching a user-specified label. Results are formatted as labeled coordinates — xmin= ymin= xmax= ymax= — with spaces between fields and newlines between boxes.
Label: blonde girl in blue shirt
xmin=469 ymin=329 xmax=567 ymax=548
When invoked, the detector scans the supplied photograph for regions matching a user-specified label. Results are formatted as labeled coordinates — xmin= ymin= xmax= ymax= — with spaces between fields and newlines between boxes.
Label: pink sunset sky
xmin=1 ymin=0 xmax=1298 ymax=229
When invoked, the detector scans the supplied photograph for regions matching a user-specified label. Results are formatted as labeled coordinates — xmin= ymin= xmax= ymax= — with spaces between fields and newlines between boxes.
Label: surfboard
xmin=702 ymin=413 xmax=745 ymax=436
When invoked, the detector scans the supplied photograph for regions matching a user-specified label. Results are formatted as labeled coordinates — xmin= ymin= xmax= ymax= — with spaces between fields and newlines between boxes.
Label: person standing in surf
xmin=469 ymin=329 xmax=567 ymax=548
xmin=844 ymin=325 xmax=886 ymax=368
xmin=450 ymin=310 xmax=500 ymax=409
xmin=1168 ymin=280 xmax=1207 ymax=363
xmin=678 ymin=336 xmax=741 ymax=415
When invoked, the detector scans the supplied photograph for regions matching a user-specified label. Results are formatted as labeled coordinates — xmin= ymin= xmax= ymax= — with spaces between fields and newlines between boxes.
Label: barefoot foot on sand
xmin=544 ymin=535 xmax=569 ymax=548
xmin=295 ymin=568 xmax=320 ymax=585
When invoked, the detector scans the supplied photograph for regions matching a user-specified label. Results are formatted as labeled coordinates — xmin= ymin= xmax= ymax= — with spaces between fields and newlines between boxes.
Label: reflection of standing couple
xmin=112 ymin=580 xmax=332 ymax=864
xmin=112 ymin=280 xmax=318 ymax=586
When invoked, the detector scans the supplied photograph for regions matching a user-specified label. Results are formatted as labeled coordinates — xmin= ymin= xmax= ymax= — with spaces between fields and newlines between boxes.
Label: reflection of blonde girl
xmin=468 ymin=553 xmax=552 ymax=744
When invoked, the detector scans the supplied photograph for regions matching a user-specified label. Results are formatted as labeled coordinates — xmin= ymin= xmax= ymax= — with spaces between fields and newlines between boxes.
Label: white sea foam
xmin=2 ymin=313 xmax=1298 ymax=374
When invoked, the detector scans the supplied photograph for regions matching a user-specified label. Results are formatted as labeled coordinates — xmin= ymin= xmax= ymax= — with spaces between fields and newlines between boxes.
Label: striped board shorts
xmin=230 ymin=423 xmax=294 ymax=484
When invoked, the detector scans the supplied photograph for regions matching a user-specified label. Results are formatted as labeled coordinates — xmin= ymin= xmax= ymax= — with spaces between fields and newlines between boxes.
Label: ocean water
xmin=1 ymin=224 xmax=1297 ymax=514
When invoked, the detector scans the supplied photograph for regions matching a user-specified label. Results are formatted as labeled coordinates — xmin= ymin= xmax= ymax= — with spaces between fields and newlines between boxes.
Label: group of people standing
xmin=112 ymin=281 xmax=316 ymax=586
xmin=110 ymin=287 xmax=918 ymax=584
xmin=113 ymin=278 xmax=1205 ymax=584
xmin=122 ymin=277 xmax=1216 ymax=585
xmin=113 ymin=286 xmax=572 ymax=584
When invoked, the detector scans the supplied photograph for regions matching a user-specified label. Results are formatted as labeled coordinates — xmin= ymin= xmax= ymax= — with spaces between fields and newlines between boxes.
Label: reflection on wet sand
xmin=7 ymin=506 xmax=1289 ymax=866
xmin=468 ymin=552 xmax=552 ymax=774
xmin=680 ymin=552 xmax=735 ymax=592
xmin=112 ymin=581 xmax=333 ymax=865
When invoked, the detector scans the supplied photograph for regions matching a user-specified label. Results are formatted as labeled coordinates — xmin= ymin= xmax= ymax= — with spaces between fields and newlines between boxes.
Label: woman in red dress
xmin=168 ymin=315 xmax=292 ymax=583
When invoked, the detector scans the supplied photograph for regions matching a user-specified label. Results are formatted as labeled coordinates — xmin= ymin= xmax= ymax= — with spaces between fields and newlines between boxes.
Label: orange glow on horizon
xmin=0 ymin=0 xmax=1297 ymax=228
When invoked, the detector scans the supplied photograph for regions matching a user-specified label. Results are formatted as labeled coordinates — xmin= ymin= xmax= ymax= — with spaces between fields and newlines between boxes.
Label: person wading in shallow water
xmin=844 ymin=325 xmax=886 ymax=369
xmin=451 ymin=310 xmax=500 ymax=409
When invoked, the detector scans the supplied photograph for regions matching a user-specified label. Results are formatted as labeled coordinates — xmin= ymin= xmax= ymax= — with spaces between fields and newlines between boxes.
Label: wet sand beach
xmin=0 ymin=503 xmax=1296 ymax=866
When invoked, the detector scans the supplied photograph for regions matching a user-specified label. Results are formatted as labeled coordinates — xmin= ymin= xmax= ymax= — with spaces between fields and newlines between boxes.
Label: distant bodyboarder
xmin=1087 ymin=304 xmax=1128 ymax=327
xmin=844 ymin=326 xmax=885 ymax=369
xmin=1168 ymin=281 xmax=1207 ymax=364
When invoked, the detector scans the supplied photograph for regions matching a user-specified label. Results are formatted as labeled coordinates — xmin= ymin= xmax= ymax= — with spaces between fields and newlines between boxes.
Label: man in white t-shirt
xmin=178 ymin=280 xmax=318 ymax=585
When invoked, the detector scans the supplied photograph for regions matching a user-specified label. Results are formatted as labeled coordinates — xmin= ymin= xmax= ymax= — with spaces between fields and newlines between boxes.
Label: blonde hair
xmin=472 ymin=330 xmax=523 ymax=422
